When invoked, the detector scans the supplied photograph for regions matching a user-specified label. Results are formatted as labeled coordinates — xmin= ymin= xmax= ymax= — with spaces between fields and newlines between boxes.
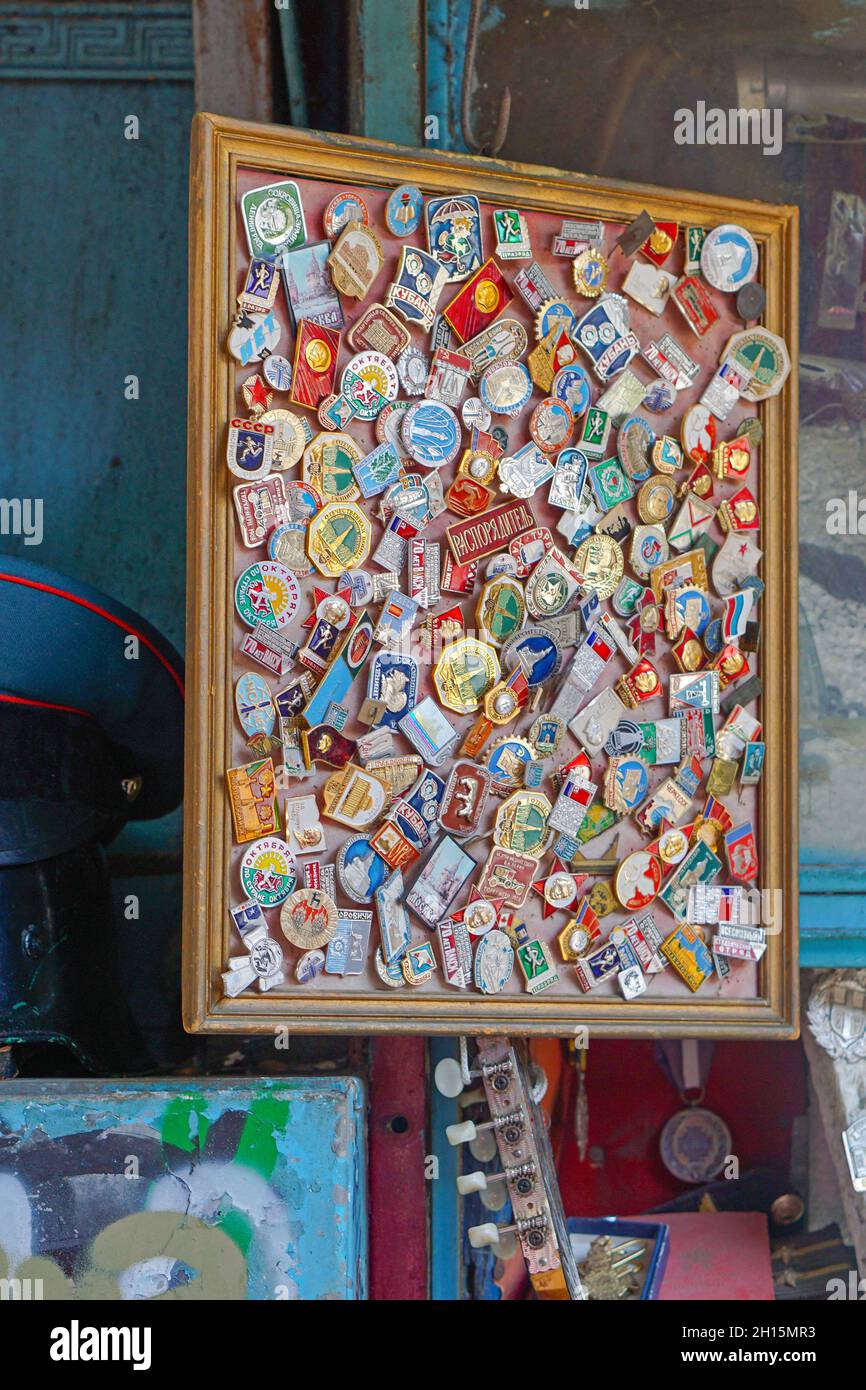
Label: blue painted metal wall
xmin=0 ymin=1077 xmax=367 ymax=1299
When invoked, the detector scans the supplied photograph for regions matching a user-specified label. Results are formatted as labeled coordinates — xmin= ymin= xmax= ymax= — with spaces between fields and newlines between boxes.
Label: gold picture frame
xmin=184 ymin=112 xmax=799 ymax=1038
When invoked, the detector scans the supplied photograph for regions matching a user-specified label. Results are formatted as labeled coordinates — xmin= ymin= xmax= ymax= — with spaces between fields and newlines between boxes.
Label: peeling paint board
xmin=0 ymin=1078 xmax=367 ymax=1301
xmin=350 ymin=0 xmax=423 ymax=143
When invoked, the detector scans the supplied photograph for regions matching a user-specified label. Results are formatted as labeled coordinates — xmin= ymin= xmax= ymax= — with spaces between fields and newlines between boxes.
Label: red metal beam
xmin=369 ymin=1037 xmax=428 ymax=1299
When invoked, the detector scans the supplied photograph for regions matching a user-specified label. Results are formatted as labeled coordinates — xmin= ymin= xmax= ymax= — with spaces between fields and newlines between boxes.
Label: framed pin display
xmin=184 ymin=113 xmax=798 ymax=1037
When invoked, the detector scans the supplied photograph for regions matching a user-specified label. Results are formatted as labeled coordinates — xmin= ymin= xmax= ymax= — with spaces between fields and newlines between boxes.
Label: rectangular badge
xmin=446 ymin=498 xmax=536 ymax=564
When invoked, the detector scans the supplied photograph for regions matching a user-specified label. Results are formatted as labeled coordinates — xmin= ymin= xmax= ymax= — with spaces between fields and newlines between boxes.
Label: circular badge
xmin=500 ymin=626 xmax=562 ymax=687
xmin=603 ymin=719 xmax=644 ymax=757
xmin=703 ymin=616 xmax=724 ymax=656
xmin=268 ymin=521 xmax=313 ymax=576
xmin=700 ymin=223 xmax=758 ymax=292
xmin=402 ymin=399 xmax=462 ymax=468
xmin=572 ymin=535 xmax=624 ymax=600
xmin=376 ymin=399 xmax=413 ymax=450
xmin=234 ymin=561 xmax=300 ymax=630
xmin=336 ymin=834 xmax=389 ymax=903
xmin=235 ymin=671 xmax=275 ymax=738
xmin=259 ymin=408 xmax=306 ymax=470
xmin=479 ymin=359 xmax=532 ymax=417
xmin=375 ymin=947 xmax=406 ymax=989
xmin=240 ymin=837 xmax=297 ymax=907
xmin=572 ymin=247 xmax=609 ymax=298
xmin=637 ymin=475 xmax=677 ymax=524
xmin=342 ymin=350 xmax=399 ymax=419
xmin=323 ymin=191 xmax=369 ymax=238
xmin=473 ymin=929 xmax=515 ymax=995
xmin=529 ymin=397 xmax=574 ymax=454
xmin=262 ymin=354 xmax=293 ymax=393
xmin=660 ymin=1108 xmax=733 ymax=1184
xmin=462 ymin=396 xmax=491 ymax=431
xmin=386 ymin=183 xmax=424 ymax=237
xmin=658 ymin=826 xmax=690 ymax=866
xmin=614 ymin=849 xmax=662 ymax=910
xmin=280 ymin=888 xmax=338 ymax=949
xmin=736 ymin=281 xmax=765 ymax=322
xmin=552 ymin=363 xmax=592 ymax=420
xmin=395 ymin=345 xmax=430 ymax=397
xmin=618 ymin=415 xmax=655 ymax=483
xmin=722 ymin=327 xmax=791 ymax=402
xmin=544 ymin=872 xmax=579 ymax=910
xmin=463 ymin=897 xmax=498 ymax=938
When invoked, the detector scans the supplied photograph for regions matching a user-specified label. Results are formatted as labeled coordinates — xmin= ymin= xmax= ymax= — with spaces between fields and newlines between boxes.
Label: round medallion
xmin=259 ymin=408 xmax=307 ymax=470
xmin=375 ymin=946 xmax=406 ymax=989
xmin=385 ymin=183 xmax=424 ymax=237
xmin=660 ymin=1108 xmax=733 ymax=1184
xmin=402 ymin=398 xmax=462 ymax=468
xmin=323 ymin=191 xmax=369 ymax=238
xmin=572 ymin=535 xmax=624 ymax=600
xmin=552 ymin=363 xmax=592 ymax=419
xmin=614 ymin=850 xmax=663 ymax=910
xmin=637 ymin=476 xmax=677 ymax=524
xmin=280 ymin=888 xmax=338 ymax=949
xmin=262 ymin=354 xmax=293 ymax=393
xmin=572 ymin=247 xmax=609 ymax=298
xmin=479 ymin=359 xmax=532 ymax=417
xmin=234 ymin=561 xmax=300 ymax=630
xmin=494 ymin=791 xmax=551 ymax=857
xmin=463 ymin=897 xmax=498 ymax=938
xmin=700 ymin=224 xmax=758 ymax=293
xmin=529 ymin=397 xmax=574 ymax=454
xmin=342 ymin=350 xmax=399 ymax=418
xmin=240 ymin=837 xmax=297 ymax=907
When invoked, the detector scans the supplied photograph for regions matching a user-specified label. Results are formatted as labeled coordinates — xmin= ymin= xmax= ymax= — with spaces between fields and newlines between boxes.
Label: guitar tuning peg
xmin=446 ymin=1109 xmax=525 ymax=1147
xmin=457 ymin=1161 xmax=536 ymax=1196
xmin=458 ymin=1169 xmax=504 ymax=1195
xmin=469 ymin=1212 xmax=549 ymax=1250
xmin=433 ymin=1057 xmax=466 ymax=1098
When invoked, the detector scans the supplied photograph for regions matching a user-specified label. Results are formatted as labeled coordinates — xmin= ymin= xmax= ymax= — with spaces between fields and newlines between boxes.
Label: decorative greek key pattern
xmin=0 ymin=3 xmax=193 ymax=79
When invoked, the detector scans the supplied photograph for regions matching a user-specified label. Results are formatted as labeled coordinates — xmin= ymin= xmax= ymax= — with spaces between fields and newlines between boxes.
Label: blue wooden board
xmin=0 ymin=1077 xmax=367 ymax=1300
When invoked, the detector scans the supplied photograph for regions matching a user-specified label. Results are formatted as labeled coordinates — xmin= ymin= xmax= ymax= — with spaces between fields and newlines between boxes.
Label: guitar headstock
xmin=438 ymin=1035 xmax=584 ymax=1300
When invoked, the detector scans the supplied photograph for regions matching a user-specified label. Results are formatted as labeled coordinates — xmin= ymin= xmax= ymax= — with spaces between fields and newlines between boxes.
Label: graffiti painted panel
xmin=0 ymin=1078 xmax=366 ymax=1300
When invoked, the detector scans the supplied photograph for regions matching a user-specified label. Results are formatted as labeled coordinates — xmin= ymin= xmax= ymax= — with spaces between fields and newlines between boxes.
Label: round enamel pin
xmin=529 ymin=397 xmax=573 ymax=454
xmin=463 ymin=898 xmax=498 ymax=938
xmin=402 ymin=398 xmax=462 ymax=468
xmin=235 ymin=561 xmax=300 ymax=630
xmin=240 ymin=837 xmax=297 ymax=907
xmin=572 ymin=535 xmax=624 ymax=600
xmin=259 ymin=408 xmax=306 ymax=470
xmin=323 ymin=191 xmax=369 ymax=238
xmin=479 ymin=359 xmax=532 ymax=417
xmin=572 ymin=247 xmax=609 ymax=298
xmin=700 ymin=223 xmax=758 ymax=293
xmin=280 ymin=888 xmax=338 ymax=949
xmin=386 ymin=184 xmax=424 ymax=237
xmin=614 ymin=850 xmax=662 ymax=911
xmin=500 ymin=626 xmax=562 ymax=687
xmin=263 ymin=354 xmax=293 ymax=393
